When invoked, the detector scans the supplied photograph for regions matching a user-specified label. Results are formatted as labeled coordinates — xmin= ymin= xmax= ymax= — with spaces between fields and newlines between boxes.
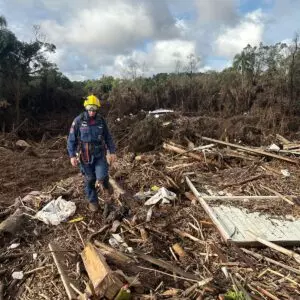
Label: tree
xmin=0 ymin=15 xmax=7 ymax=29
xmin=0 ymin=18 xmax=56 ymax=124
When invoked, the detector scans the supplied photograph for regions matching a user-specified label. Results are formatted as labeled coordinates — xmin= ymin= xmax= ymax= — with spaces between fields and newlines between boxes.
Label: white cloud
xmin=108 ymin=39 xmax=198 ymax=77
xmin=214 ymin=9 xmax=265 ymax=58
xmin=195 ymin=0 xmax=238 ymax=24
xmin=2 ymin=0 xmax=300 ymax=79
xmin=40 ymin=0 xmax=179 ymax=54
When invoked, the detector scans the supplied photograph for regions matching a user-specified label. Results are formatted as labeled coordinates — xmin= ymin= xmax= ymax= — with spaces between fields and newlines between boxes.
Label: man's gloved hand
xmin=70 ymin=157 xmax=78 ymax=167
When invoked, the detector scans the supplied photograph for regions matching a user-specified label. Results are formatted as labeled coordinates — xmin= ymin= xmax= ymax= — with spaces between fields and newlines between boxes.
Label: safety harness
xmin=77 ymin=112 xmax=106 ymax=164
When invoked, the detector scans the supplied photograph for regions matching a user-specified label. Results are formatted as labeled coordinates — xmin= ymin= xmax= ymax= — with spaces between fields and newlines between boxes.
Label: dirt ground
xmin=0 ymin=135 xmax=76 ymax=206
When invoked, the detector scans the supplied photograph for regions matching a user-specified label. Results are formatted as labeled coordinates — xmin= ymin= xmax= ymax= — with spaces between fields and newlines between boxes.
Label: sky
xmin=1 ymin=0 xmax=299 ymax=80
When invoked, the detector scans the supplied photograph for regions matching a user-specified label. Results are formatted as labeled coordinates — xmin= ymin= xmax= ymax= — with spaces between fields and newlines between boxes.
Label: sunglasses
xmin=87 ymin=108 xmax=97 ymax=112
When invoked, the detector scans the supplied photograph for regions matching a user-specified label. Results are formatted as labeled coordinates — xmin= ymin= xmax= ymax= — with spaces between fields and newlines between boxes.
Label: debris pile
xmin=1 ymin=130 xmax=300 ymax=299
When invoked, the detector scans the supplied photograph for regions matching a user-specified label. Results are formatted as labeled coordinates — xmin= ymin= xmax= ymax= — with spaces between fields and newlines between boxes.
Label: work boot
xmin=88 ymin=202 xmax=99 ymax=212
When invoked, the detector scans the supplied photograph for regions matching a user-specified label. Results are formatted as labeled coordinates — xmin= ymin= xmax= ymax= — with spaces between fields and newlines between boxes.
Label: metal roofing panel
xmin=212 ymin=205 xmax=300 ymax=246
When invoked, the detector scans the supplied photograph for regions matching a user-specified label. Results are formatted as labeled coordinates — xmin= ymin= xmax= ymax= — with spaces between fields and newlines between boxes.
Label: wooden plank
xmin=201 ymin=136 xmax=298 ymax=164
xmin=246 ymin=231 xmax=300 ymax=263
xmin=49 ymin=243 xmax=77 ymax=300
xmin=200 ymin=195 xmax=296 ymax=201
xmin=186 ymin=176 xmax=231 ymax=242
xmin=81 ymin=242 xmax=123 ymax=299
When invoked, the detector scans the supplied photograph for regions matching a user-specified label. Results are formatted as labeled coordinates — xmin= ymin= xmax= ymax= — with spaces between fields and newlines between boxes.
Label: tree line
xmin=1 ymin=14 xmax=300 ymax=136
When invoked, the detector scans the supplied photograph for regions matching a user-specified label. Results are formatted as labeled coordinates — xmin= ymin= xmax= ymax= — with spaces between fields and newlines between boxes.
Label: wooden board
xmin=81 ymin=242 xmax=123 ymax=299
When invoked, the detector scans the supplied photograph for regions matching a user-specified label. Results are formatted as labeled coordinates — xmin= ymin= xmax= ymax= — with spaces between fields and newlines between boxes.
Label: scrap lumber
xmin=283 ymin=143 xmax=300 ymax=150
xmin=241 ymin=248 xmax=300 ymax=276
xmin=201 ymin=136 xmax=298 ymax=164
xmin=253 ymin=286 xmax=280 ymax=300
xmin=186 ymin=176 xmax=231 ymax=242
xmin=173 ymin=228 xmax=206 ymax=244
xmin=246 ymin=231 xmax=300 ymax=263
xmin=260 ymin=165 xmax=282 ymax=175
xmin=222 ymin=174 xmax=264 ymax=188
xmin=163 ymin=142 xmax=213 ymax=163
xmin=260 ymin=185 xmax=294 ymax=205
xmin=48 ymin=242 xmax=78 ymax=300
xmin=172 ymin=243 xmax=186 ymax=258
xmin=172 ymin=143 xmax=215 ymax=158
xmin=81 ymin=242 xmax=123 ymax=299
xmin=200 ymin=195 xmax=295 ymax=201
xmin=134 ymin=250 xmax=200 ymax=281
xmin=94 ymin=240 xmax=134 ymax=265
xmin=276 ymin=134 xmax=290 ymax=145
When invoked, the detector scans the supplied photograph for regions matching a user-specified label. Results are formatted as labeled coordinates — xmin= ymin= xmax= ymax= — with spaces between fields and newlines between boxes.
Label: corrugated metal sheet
xmin=212 ymin=205 xmax=300 ymax=246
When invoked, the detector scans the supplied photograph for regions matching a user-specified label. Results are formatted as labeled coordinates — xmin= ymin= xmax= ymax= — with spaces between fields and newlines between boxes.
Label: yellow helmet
xmin=83 ymin=95 xmax=101 ymax=108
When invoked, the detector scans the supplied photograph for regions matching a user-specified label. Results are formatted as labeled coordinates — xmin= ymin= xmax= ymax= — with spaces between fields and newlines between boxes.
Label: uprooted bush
xmin=128 ymin=116 xmax=174 ymax=152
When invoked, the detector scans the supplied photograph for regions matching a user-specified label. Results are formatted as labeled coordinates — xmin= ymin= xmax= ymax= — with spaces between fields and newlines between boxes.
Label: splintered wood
xmin=81 ymin=242 xmax=123 ymax=299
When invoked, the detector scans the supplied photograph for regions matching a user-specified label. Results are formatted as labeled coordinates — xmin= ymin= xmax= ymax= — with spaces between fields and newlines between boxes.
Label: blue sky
xmin=1 ymin=0 xmax=299 ymax=80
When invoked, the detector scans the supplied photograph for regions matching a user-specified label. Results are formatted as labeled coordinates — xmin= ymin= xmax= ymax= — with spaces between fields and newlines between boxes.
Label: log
xmin=81 ymin=242 xmax=123 ymax=299
xmin=201 ymin=136 xmax=298 ymax=164
xmin=0 ymin=208 xmax=24 ymax=234
xmin=186 ymin=177 xmax=231 ymax=243
xmin=246 ymin=231 xmax=300 ymax=263
xmin=49 ymin=242 xmax=78 ymax=300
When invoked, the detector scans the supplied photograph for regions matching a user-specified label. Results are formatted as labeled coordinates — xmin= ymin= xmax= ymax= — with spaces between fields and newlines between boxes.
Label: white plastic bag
xmin=35 ymin=196 xmax=76 ymax=225
xmin=144 ymin=187 xmax=176 ymax=206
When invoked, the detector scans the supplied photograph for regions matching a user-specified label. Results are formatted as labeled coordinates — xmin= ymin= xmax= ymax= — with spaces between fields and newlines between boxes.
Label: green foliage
xmin=224 ymin=290 xmax=245 ymax=300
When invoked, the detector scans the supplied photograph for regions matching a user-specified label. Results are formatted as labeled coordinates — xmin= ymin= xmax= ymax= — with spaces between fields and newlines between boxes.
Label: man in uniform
xmin=67 ymin=95 xmax=117 ymax=214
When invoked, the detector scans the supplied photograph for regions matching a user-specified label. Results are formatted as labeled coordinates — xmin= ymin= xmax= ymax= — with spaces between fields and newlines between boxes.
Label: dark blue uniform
xmin=67 ymin=111 xmax=116 ymax=204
